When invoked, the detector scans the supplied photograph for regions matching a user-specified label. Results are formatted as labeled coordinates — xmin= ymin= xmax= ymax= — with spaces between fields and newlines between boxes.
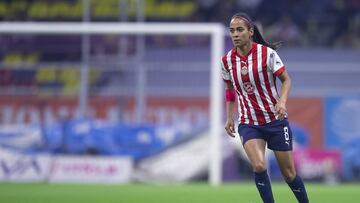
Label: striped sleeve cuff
xmin=274 ymin=66 xmax=285 ymax=76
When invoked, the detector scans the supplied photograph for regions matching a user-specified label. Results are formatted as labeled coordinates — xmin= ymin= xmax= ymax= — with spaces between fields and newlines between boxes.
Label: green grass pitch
xmin=0 ymin=182 xmax=359 ymax=203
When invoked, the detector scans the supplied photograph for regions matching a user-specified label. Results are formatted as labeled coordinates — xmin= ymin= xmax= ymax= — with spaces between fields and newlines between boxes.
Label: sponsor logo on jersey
xmin=243 ymin=82 xmax=255 ymax=94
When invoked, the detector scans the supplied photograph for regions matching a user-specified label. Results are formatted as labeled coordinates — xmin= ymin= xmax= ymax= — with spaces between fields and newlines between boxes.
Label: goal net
xmin=0 ymin=22 xmax=225 ymax=185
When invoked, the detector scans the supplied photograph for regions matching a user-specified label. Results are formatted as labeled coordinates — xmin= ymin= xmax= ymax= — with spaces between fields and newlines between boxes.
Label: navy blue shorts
xmin=237 ymin=119 xmax=293 ymax=151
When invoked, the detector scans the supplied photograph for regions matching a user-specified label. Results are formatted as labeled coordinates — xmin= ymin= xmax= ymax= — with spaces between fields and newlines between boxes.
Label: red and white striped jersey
xmin=221 ymin=42 xmax=286 ymax=125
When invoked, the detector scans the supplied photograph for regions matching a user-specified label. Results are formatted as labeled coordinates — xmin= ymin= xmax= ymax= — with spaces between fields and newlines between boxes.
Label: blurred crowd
xmin=0 ymin=0 xmax=359 ymax=49
xmin=193 ymin=0 xmax=360 ymax=48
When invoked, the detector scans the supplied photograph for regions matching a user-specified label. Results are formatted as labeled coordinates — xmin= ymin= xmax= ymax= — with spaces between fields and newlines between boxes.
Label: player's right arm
xmin=224 ymin=81 xmax=236 ymax=137
xmin=221 ymin=55 xmax=236 ymax=137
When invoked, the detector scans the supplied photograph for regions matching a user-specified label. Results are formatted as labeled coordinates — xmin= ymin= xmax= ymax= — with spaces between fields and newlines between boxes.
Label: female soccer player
xmin=222 ymin=13 xmax=309 ymax=203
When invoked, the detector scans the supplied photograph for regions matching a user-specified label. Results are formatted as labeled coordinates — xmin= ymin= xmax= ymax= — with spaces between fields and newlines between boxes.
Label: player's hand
xmin=225 ymin=119 xmax=236 ymax=138
xmin=275 ymin=100 xmax=287 ymax=120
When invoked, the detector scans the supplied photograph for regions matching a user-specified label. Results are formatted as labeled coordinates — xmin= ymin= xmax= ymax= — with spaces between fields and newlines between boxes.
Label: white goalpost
xmin=0 ymin=22 xmax=225 ymax=186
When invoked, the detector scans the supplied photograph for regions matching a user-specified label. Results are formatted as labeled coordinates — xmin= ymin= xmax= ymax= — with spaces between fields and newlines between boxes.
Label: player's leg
xmin=265 ymin=119 xmax=309 ymax=203
xmin=243 ymin=139 xmax=274 ymax=203
xmin=273 ymin=150 xmax=296 ymax=182
xmin=274 ymin=151 xmax=309 ymax=203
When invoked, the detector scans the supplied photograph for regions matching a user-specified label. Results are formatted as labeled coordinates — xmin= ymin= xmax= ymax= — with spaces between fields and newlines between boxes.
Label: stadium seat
xmin=62 ymin=119 xmax=91 ymax=154
xmin=86 ymin=121 xmax=120 ymax=155
xmin=112 ymin=124 xmax=165 ymax=160
xmin=42 ymin=123 xmax=64 ymax=153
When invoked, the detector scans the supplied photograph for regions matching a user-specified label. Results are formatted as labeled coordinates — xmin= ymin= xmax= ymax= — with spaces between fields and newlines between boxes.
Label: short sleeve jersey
xmin=221 ymin=43 xmax=286 ymax=125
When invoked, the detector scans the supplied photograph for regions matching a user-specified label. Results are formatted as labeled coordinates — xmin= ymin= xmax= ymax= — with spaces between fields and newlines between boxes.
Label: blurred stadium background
xmin=0 ymin=0 xmax=360 ymax=202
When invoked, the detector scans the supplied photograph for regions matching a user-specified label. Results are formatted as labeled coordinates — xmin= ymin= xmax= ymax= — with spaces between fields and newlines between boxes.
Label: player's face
xmin=229 ymin=18 xmax=253 ymax=47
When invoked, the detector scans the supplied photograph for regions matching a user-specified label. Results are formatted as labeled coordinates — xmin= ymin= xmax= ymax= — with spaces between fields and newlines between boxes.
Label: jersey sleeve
xmin=268 ymin=49 xmax=285 ymax=76
xmin=221 ymin=58 xmax=231 ymax=82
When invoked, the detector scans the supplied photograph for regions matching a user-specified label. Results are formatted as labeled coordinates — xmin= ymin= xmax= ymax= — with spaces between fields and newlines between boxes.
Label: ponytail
xmin=253 ymin=25 xmax=282 ymax=50
xmin=231 ymin=12 xmax=282 ymax=50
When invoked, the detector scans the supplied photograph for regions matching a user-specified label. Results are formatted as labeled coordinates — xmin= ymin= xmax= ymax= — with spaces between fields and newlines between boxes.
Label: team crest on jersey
xmin=241 ymin=66 xmax=248 ymax=75
xmin=243 ymin=82 xmax=254 ymax=94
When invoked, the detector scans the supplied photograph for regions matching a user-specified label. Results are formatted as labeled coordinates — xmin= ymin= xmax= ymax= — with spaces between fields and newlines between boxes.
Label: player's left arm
xmin=276 ymin=70 xmax=292 ymax=120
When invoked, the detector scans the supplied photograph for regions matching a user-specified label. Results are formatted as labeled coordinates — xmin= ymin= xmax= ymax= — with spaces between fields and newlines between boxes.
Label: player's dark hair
xmin=231 ymin=12 xmax=281 ymax=50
